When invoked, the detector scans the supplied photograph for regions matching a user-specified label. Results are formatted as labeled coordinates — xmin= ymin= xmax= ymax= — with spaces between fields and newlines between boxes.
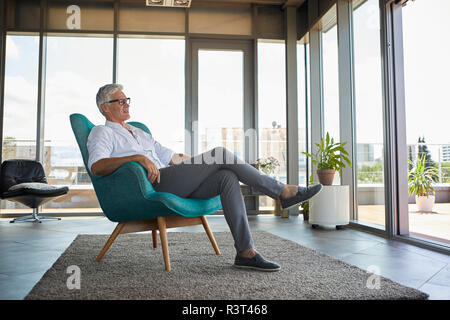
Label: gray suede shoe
xmin=280 ymin=184 xmax=323 ymax=210
xmin=234 ymin=253 xmax=281 ymax=272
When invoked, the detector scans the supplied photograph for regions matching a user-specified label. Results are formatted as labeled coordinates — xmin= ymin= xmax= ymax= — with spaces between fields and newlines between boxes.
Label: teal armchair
xmin=70 ymin=113 xmax=222 ymax=271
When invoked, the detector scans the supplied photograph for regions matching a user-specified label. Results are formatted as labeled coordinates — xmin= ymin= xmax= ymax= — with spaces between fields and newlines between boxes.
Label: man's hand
xmin=137 ymin=155 xmax=160 ymax=184
xmin=91 ymin=154 xmax=160 ymax=183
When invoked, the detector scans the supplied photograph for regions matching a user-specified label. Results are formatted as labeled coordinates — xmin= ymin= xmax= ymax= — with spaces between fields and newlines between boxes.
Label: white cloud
xmin=6 ymin=38 xmax=20 ymax=60
xmin=3 ymin=75 xmax=38 ymax=139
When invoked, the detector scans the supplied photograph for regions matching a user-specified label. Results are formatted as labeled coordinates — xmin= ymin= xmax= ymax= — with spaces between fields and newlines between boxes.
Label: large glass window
xmin=197 ymin=49 xmax=244 ymax=157
xmin=118 ymin=37 xmax=185 ymax=154
xmin=352 ymin=0 xmax=386 ymax=229
xmin=1 ymin=34 xmax=39 ymax=213
xmin=297 ymin=37 xmax=308 ymax=187
xmin=257 ymin=40 xmax=286 ymax=211
xmin=42 ymin=35 xmax=113 ymax=213
xmin=321 ymin=4 xmax=340 ymax=185
xmin=402 ymin=0 xmax=450 ymax=244
xmin=306 ymin=42 xmax=311 ymax=186
xmin=2 ymin=35 xmax=39 ymax=161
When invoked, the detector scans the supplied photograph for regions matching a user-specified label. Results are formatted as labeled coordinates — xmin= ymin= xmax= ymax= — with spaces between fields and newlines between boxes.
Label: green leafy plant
xmin=300 ymin=200 xmax=309 ymax=214
xmin=442 ymin=162 xmax=450 ymax=183
xmin=408 ymin=153 xmax=439 ymax=197
xmin=302 ymin=132 xmax=352 ymax=175
xmin=300 ymin=174 xmax=315 ymax=215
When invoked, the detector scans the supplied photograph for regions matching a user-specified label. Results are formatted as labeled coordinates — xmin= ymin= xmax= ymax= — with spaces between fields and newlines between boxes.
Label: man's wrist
xmin=132 ymin=154 xmax=145 ymax=164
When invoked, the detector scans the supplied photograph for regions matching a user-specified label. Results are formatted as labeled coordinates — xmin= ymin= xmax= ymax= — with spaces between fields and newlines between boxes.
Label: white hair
xmin=96 ymin=84 xmax=123 ymax=115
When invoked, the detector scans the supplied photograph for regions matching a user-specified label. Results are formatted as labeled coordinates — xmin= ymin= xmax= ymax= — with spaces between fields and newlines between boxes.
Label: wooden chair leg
xmin=96 ymin=222 xmax=125 ymax=262
xmin=157 ymin=217 xmax=171 ymax=271
xmin=152 ymin=230 xmax=158 ymax=248
xmin=201 ymin=216 xmax=221 ymax=255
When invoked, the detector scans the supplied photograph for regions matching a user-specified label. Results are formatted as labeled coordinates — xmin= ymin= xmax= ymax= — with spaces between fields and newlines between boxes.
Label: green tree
xmin=442 ymin=162 xmax=450 ymax=183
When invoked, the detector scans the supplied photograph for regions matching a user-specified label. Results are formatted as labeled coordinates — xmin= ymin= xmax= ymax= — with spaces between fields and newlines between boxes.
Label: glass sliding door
xmin=352 ymin=0 xmax=386 ymax=229
xmin=191 ymin=39 xmax=257 ymax=212
xmin=1 ymin=34 xmax=39 ymax=214
xmin=197 ymin=49 xmax=244 ymax=157
xmin=42 ymin=35 xmax=113 ymax=213
xmin=191 ymin=40 xmax=253 ymax=163
xmin=402 ymin=0 xmax=450 ymax=244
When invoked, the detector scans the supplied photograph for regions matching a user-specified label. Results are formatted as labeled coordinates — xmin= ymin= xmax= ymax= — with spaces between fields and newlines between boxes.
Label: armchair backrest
xmin=69 ymin=113 xmax=151 ymax=182
xmin=70 ymin=113 xmax=96 ymax=181
xmin=0 ymin=159 xmax=47 ymax=194
xmin=70 ymin=114 xmax=161 ymax=222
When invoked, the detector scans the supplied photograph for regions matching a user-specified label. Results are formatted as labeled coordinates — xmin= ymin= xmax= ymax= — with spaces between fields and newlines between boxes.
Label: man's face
xmin=101 ymin=90 xmax=130 ymax=123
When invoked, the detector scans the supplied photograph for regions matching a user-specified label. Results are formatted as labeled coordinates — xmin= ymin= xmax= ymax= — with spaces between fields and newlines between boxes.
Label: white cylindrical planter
xmin=415 ymin=195 xmax=435 ymax=212
xmin=309 ymin=185 xmax=350 ymax=228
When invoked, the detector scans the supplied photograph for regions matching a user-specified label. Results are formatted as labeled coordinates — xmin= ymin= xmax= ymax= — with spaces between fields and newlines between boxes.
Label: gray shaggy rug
xmin=25 ymin=231 xmax=428 ymax=300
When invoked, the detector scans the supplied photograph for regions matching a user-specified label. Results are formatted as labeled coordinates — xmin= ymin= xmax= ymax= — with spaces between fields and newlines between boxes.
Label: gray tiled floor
xmin=0 ymin=215 xmax=449 ymax=300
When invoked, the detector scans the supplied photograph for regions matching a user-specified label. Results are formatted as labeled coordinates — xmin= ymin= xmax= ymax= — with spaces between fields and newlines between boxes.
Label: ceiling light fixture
xmin=146 ymin=0 xmax=191 ymax=7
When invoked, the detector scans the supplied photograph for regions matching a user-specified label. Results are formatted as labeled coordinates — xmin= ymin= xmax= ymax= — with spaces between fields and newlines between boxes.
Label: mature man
xmin=87 ymin=84 xmax=323 ymax=272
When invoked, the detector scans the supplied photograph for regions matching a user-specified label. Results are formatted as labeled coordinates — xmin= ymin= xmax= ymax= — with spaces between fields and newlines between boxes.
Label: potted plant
xmin=408 ymin=153 xmax=439 ymax=212
xmin=254 ymin=156 xmax=280 ymax=177
xmin=254 ymin=156 xmax=288 ymax=217
xmin=302 ymin=132 xmax=352 ymax=185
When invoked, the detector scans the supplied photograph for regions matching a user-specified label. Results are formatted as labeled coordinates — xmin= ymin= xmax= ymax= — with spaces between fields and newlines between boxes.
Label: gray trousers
xmin=152 ymin=146 xmax=286 ymax=252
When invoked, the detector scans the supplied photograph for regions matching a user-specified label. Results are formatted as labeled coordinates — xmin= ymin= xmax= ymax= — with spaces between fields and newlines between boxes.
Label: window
xmin=402 ymin=0 xmax=450 ymax=244
xmin=1 ymin=34 xmax=39 ymax=213
xmin=2 ymin=35 xmax=39 ymax=162
xmin=197 ymin=49 xmax=244 ymax=157
xmin=297 ymin=37 xmax=309 ymax=187
xmin=306 ymin=42 xmax=311 ymax=185
xmin=257 ymin=40 xmax=286 ymax=211
xmin=352 ymin=0 xmax=386 ymax=229
xmin=118 ymin=37 xmax=185 ymax=154
xmin=42 ymin=35 xmax=113 ymax=213
xmin=321 ymin=4 xmax=340 ymax=185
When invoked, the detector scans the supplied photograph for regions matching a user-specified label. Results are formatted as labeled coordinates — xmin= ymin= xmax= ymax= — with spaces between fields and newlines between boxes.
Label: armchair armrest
xmin=92 ymin=161 xmax=222 ymax=221
xmin=94 ymin=161 xmax=156 ymax=197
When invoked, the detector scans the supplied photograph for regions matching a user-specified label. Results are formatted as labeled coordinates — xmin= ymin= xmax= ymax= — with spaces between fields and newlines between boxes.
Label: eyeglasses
xmin=105 ymin=97 xmax=131 ymax=106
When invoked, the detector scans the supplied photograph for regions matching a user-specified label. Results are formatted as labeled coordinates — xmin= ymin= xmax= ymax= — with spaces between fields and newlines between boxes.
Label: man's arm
xmin=169 ymin=153 xmax=191 ymax=165
xmin=91 ymin=154 xmax=161 ymax=183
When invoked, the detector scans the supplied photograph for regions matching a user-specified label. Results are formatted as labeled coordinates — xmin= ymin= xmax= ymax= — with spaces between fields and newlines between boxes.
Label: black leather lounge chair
xmin=0 ymin=159 xmax=69 ymax=223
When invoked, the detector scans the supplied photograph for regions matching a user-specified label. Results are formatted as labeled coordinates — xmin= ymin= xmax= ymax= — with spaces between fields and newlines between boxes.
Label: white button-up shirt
xmin=87 ymin=120 xmax=175 ymax=172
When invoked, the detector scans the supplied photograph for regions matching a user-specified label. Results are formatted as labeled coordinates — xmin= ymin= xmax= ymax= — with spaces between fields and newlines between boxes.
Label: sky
xmin=2 ymin=0 xmax=450 ymax=167
xmin=402 ymin=0 xmax=450 ymax=146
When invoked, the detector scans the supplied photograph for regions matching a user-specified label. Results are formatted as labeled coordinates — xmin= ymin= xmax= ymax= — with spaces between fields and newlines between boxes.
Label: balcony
xmin=356 ymin=142 xmax=450 ymax=244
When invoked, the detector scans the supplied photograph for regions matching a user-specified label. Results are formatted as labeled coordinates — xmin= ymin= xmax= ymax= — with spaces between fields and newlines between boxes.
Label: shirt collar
xmin=105 ymin=120 xmax=134 ymax=132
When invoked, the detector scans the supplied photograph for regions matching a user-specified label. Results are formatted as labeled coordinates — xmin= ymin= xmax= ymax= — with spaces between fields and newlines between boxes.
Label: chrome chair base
xmin=10 ymin=212 xmax=61 ymax=223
